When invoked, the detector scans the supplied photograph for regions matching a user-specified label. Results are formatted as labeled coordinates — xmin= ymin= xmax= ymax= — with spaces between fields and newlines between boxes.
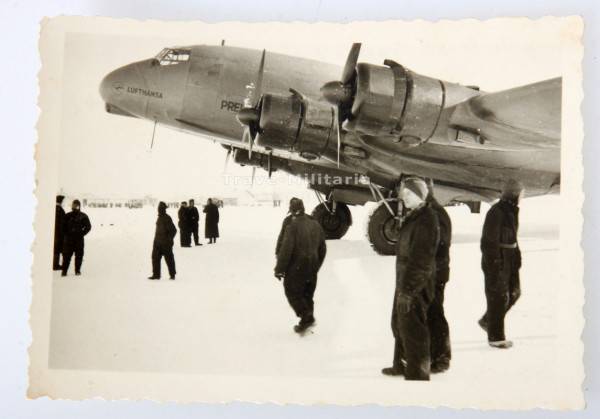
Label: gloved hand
xmin=396 ymin=295 xmax=412 ymax=314
xmin=274 ymin=272 xmax=284 ymax=281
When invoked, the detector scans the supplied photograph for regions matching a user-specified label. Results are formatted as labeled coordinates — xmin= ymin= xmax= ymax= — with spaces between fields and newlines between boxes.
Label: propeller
xmin=321 ymin=43 xmax=361 ymax=112
xmin=237 ymin=49 xmax=266 ymax=159
xmin=320 ymin=43 xmax=362 ymax=168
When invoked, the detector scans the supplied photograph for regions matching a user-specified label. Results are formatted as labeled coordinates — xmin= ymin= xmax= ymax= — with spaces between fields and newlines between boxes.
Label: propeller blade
xmin=332 ymin=107 xmax=342 ymax=168
xmin=341 ymin=43 xmax=361 ymax=84
xmin=250 ymin=49 xmax=266 ymax=107
xmin=248 ymin=136 xmax=253 ymax=159
xmin=251 ymin=166 xmax=256 ymax=189
xmin=242 ymin=128 xmax=250 ymax=145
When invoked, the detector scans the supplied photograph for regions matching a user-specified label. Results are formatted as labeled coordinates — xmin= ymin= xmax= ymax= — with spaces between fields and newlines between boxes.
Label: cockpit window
xmin=154 ymin=48 xmax=191 ymax=66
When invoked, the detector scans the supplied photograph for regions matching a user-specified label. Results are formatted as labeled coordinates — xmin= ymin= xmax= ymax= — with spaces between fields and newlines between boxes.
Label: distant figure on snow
xmin=203 ymin=198 xmax=220 ymax=244
xmin=382 ymin=177 xmax=439 ymax=380
xmin=178 ymin=201 xmax=190 ymax=247
xmin=53 ymin=195 xmax=66 ymax=270
xmin=478 ymin=179 xmax=524 ymax=349
xmin=61 ymin=199 xmax=92 ymax=277
xmin=274 ymin=198 xmax=326 ymax=334
xmin=148 ymin=201 xmax=177 ymax=280
xmin=188 ymin=199 xmax=201 ymax=246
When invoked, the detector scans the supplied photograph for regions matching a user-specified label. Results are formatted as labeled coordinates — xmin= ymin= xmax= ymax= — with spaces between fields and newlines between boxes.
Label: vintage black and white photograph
xmin=29 ymin=16 xmax=584 ymax=407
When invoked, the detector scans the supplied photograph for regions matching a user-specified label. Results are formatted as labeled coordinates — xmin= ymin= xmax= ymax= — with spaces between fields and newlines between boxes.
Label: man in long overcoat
xmin=382 ymin=177 xmax=439 ymax=380
xmin=61 ymin=199 xmax=92 ymax=276
xmin=148 ymin=201 xmax=177 ymax=280
xmin=478 ymin=179 xmax=524 ymax=349
xmin=203 ymin=198 xmax=220 ymax=244
xmin=274 ymin=198 xmax=327 ymax=333
xmin=178 ymin=201 xmax=190 ymax=247
xmin=426 ymin=181 xmax=452 ymax=373
xmin=54 ymin=195 xmax=66 ymax=270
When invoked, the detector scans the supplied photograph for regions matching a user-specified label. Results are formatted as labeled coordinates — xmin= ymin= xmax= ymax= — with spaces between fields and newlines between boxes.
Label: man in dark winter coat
xmin=203 ymin=198 xmax=220 ymax=244
xmin=148 ymin=201 xmax=177 ymax=280
xmin=187 ymin=199 xmax=201 ymax=246
xmin=178 ymin=201 xmax=190 ymax=247
xmin=426 ymin=180 xmax=453 ymax=373
xmin=478 ymin=179 xmax=524 ymax=349
xmin=53 ymin=195 xmax=66 ymax=270
xmin=275 ymin=198 xmax=301 ymax=256
xmin=61 ymin=199 xmax=92 ymax=277
xmin=274 ymin=198 xmax=327 ymax=333
xmin=382 ymin=177 xmax=440 ymax=381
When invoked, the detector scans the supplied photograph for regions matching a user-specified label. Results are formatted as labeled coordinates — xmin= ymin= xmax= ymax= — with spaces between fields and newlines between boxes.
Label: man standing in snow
xmin=53 ymin=194 xmax=66 ymax=270
xmin=478 ymin=179 xmax=524 ymax=349
xmin=382 ymin=177 xmax=439 ymax=380
xmin=274 ymin=198 xmax=327 ymax=334
xmin=61 ymin=199 xmax=92 ymax=277
xmin=426 ymin=180 xmax=453 ymax=373
xmin=188 ymin=199 xmax=201 ymax=246
xmin=275 ymin=197 xmax=302 ymax=256
xmin=148 ymin=201 xmax=177 ymax=280
xmin=178 ymin=201 xmax=190 ymax=247
xmin=203 ymin=198 xmax=220 ymax=244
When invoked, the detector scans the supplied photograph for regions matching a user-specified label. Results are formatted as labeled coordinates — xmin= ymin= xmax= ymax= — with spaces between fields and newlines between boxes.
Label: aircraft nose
xmin=99 ymin=62 xmax=150 ymax=117
xmin=99 ymin=67 xmax=128 ymax=104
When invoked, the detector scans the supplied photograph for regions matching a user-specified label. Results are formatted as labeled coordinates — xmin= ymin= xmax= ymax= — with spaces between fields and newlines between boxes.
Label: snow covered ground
xmin=47 ymin=196 xmax=560 ymax=385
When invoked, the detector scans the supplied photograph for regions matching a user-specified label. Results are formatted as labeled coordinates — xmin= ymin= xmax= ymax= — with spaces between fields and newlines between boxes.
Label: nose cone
xmin=99 ymin=66 xmax=129 ymax=104
xmin=99 ymin=61 xmax=152 ymax=118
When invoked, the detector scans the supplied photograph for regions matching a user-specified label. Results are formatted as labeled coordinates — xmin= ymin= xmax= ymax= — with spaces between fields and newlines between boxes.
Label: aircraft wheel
xmin=367 ymin=200 xmax=400 ymax=256
xmin=311 ymin=202 xmax=351 ymax=240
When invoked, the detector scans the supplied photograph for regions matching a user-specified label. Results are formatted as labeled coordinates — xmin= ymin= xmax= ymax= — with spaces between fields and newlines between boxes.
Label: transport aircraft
xmin=99 ymin=43 xmax=561 ymax=254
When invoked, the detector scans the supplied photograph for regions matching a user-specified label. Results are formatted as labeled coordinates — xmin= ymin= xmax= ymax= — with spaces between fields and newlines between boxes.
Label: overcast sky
xmin=49 ymin=17 xmax=570 ymax=200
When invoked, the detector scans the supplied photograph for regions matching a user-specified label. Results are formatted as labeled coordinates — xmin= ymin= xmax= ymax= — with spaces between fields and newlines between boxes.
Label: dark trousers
xmin=152 ymin=243 xmax=176 ymax=278
xmin=391 ymin=293 xmax=431 ymax=380
xmin=283 ymin=270 xmax=317 ymax=321
xmin=53 ymin=235 xmax=63 ymax=268
xmin=62 ymin=237 xmax=84 ymax=274
xmin=190 ymin=222 xmax=199 ymax=245
xmin=427 ymin=267 xmax=451 ymax=366
xmin=482 ymin=250 xmax=521 ymax=342
xmin=179 ymin=226 xmax=190 ymax=247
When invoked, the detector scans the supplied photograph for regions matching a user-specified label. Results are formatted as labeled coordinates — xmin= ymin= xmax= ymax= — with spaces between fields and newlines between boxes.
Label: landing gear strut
xmin=311 ymin=201 xmax=352 ymax=240
xmin=367 ymin=200 xmax=400 ymax=255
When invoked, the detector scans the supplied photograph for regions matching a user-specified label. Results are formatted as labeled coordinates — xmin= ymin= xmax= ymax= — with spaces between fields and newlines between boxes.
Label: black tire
xmin=367 ymin=200 xmax=400 ymax=256
xmin=311 ymin=202 xmax=351 ymax=240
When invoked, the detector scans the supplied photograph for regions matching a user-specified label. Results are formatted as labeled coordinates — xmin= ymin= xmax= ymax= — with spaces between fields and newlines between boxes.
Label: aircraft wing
xmin=447 ymin=78 xmax=561 ymax=150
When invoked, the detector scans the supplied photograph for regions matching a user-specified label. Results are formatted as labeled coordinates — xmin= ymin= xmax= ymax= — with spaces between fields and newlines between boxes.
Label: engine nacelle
xmin=345 ymin=60 xmax=445 ymax=144
xmin=255 ymin=92 xmax=335 ymax=160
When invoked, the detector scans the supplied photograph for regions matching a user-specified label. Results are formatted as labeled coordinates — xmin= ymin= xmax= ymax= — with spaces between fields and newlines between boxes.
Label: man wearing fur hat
xmin=61 ymin=199 xmax=92 ymax=277
xmin=275 ymin=198 xmax=327 ymax=334
xmin=382 ymin=177 xmax=440 ymax=380
xmin=478 ymin=178 xmax=524 ymax=349
xmin=425 ymin=179 xmax=453 ymax=373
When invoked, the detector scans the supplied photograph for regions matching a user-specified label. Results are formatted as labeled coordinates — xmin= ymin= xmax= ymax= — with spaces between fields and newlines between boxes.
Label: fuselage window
xmin=154 ymin=48 xmax=192 ymax=66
